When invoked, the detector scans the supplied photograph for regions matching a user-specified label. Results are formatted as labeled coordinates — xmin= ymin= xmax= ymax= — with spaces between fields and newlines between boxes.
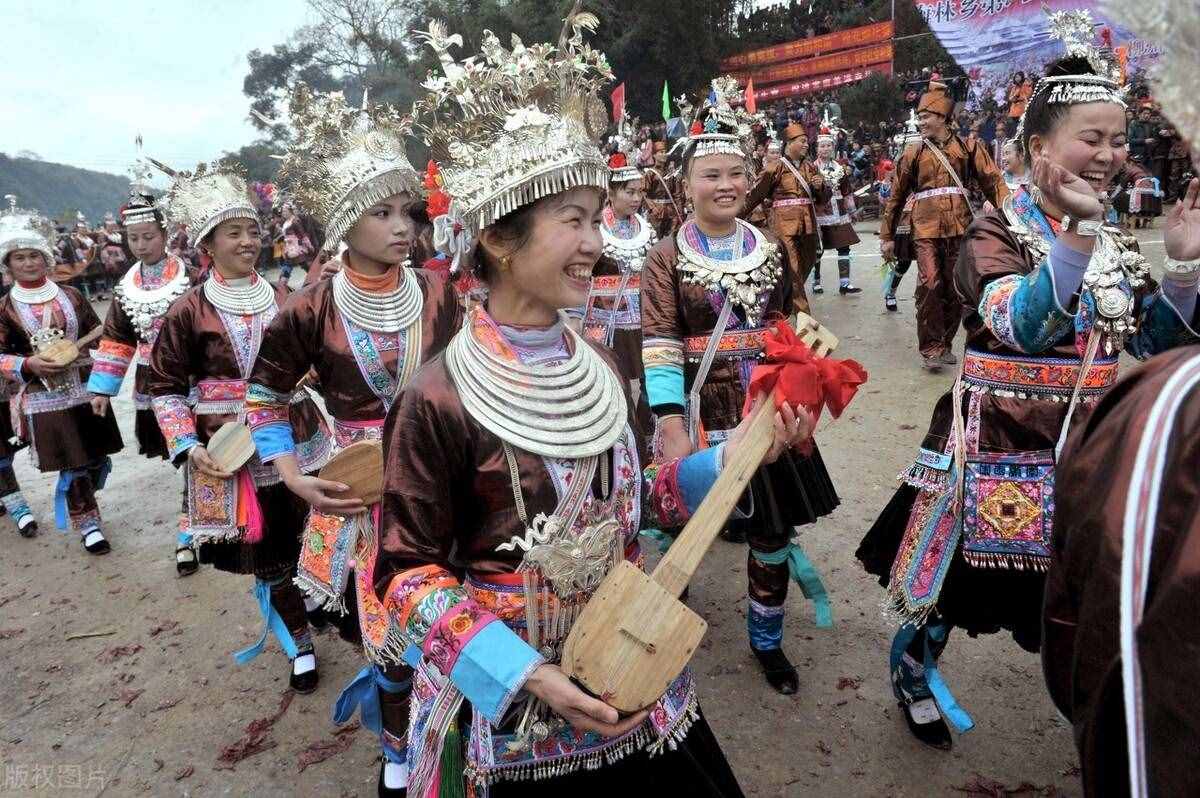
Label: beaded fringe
xmin=962 ymin=382 xmax=1099 ymax=403
xmin=324 ymin=170 xmax=424 ymax=252
xmin=899 ymin=463 xmax=950 ymax=492
xmin=188 ymin=527 xmax=244 ymax=545
xmin=470 ymin=161 xmax=609 ymax=238
xmin=962 ymin=551 xmax=1051 ymax=572
xmin=192 ymin=400 xmax=245 ymax=416
xmin=467 ymin=694 xmax=700 ymax=787
xmin=292 ymin=573 xmax=348 ymax=616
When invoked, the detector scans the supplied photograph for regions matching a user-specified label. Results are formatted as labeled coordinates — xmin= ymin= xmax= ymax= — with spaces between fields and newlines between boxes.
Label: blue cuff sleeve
xmin=449 ymin=620 xmax=545 ymax=724
xmin=677 ymin=443 xmax=724 ymax=514
xmin=1129 ymin=284 xmax=1200 ymax=359
xmin=645 ymin=364 xmax=685 ymax=410
xmin=1047 ymin=239 xmax=1090 ymax=310
xmin=250 ymin=421 xmax=297 ymax=463
xmin=86 ymin=370 xmax=124 ymax=396
xmin=1162 ymin=276 xmax=1199 ymax=324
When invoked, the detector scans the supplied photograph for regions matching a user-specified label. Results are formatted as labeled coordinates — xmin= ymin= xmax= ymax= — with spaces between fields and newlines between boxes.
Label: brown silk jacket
xmin=879 ymin=136 xmax=1009 ymax=242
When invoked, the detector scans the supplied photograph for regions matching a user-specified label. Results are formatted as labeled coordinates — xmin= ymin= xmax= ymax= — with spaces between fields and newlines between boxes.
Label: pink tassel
xmin=239 ymin=469 xmax=265 ymax=544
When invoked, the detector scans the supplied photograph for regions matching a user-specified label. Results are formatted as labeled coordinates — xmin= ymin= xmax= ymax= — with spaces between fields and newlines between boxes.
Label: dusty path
xmin=6 ymin=226 xmax=1169 ymax=796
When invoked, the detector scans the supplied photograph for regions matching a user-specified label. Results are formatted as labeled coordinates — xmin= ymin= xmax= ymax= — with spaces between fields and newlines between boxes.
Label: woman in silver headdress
xmin=641 ymin=84 xmax=841 ymax=697
xmin=146 ymin=164 xmax=333 ymax=693
xmin=857 ymin=10 xmax=1200 ymax=751
xmin=87 ymin=167 xmax=197 ymax=574
xmin=0 ymin=197 xmax=123 ymax=554
xmin=371 ymin=13 xmax=811 ymax=797
xmin=245 ymin=85 xmax=462 ymax=797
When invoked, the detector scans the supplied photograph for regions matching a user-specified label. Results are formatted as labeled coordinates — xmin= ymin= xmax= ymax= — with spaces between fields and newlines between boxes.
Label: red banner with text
xmin=721 ymin=21 xmax=894 ymax=72
xmin=752 ymin=63 xmax=894 ymax=101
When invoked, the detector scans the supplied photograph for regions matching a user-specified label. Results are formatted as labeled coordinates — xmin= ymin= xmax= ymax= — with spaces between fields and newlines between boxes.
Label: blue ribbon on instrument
xmin=751 ymin=542 xmax=833 ymax=628
xmin=889 ymin=622 xmax=974 ymax=734
xmin=53 ymin=457 xmax=112 ymax=531
xmin=234 ymin=579 xmax=300 ymax=664
xmin=333 ymin=665 xmax=412 ymax=735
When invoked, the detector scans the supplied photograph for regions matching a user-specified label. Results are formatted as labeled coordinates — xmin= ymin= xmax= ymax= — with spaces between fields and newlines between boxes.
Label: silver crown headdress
xmin=121 ymin=141 xmax=165 ymax=230
xmin=686 ymin=75 xmax=755 ymax=163
xmin=1102 ymin=0 xmax=1199 ymax=154
xmin=1016 ymin=9 xmax=1127 ymax=142
xmin=607 ymin=113 xmax=642 ymax=185
xmin=411 ymin=6 xmax=612 ymax=246
xmin=150 ymin=159 xmax=259 ymax=246
xmin=0 ymin=195 xmax=56 ymax=267
xmin=277 ymin=85 xmax=423 ymax=252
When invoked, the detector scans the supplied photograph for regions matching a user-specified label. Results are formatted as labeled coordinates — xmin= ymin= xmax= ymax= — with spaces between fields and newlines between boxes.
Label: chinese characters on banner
xmin=914 ymin=0 xmax=1161 ymax=100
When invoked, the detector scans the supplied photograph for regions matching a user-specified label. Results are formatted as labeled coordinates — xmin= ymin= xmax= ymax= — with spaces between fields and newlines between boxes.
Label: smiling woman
xmin=366 ymin=11 xmax=807 ymax=798
xmin=0 ymin=197 xmax=124 ymax=554
xmin=857 ymin=10 xmax=1200 ymax=753
xmin=640 ymin=82 xmax=839 ymax=697
xmin=146 ymin=164 xmax=334 ymax=702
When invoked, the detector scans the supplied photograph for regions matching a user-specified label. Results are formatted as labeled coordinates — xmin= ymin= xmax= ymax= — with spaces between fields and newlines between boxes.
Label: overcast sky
xmin=2 ymin=0 xmax=310 ymax=181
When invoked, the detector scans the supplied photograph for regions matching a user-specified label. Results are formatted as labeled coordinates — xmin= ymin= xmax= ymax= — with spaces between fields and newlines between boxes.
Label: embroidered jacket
xmin=373 ymin=313 xmax=726 ymax=792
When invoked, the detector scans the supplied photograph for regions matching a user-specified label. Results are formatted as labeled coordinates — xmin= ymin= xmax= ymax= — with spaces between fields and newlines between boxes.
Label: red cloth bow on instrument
xmin=742 ymin=320 xmax=868 ymax=454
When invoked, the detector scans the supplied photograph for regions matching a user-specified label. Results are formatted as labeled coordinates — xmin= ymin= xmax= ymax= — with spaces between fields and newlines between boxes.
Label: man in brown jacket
xmin=744 ymin=121 xmax=828 ymax=314
xmin=880 ymin=82 xmax=1008 ymax=370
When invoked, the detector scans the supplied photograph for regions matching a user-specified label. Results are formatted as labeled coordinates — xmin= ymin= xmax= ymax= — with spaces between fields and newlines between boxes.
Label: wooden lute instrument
xmin=561 ymin=313 xmax=839 ymax=712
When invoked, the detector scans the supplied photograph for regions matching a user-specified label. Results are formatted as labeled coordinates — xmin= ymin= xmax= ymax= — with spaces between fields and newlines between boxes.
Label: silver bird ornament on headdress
xmin=410 ymin=4 xmax=613 ymax=244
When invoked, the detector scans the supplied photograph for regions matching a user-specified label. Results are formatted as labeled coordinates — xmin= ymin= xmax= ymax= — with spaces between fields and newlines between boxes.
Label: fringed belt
xmin=684 ymin=327 xmax=767 ymax=364
xmin=773 ymin=198 xmax=812 ymax=207
xmin=962 ymin=349 xmax=1119 ymax=401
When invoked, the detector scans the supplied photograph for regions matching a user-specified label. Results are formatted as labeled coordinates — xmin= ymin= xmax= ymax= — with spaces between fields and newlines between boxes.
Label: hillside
xmin=0 ymin=153 xmax=130 ymax=223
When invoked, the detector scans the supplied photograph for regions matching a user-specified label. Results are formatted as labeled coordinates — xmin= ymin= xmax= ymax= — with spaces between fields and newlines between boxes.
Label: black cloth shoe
xmin=811 ymin=282 xmax=824 ymax=295
xmin=176 ymin=545 xmax=199 ymax=576
xmin=15 ymin=514 xmax=38 ymax=538
xmin=82 ymin=529 xmax=110 ymax=555
xmin=378 ymin=758 xmax=408 ymax=798
xmin=885 ymin=294 xmax=898 ymax=311
xmin=289 ymin=651 xmax=319 ymax=694
xmin=839 ymin=283 xmax=862 ymax=295
xmin=900 ymin=697 xmax=953 ymax=750
xmin=753 ymin=648 xmax=799 ymax=695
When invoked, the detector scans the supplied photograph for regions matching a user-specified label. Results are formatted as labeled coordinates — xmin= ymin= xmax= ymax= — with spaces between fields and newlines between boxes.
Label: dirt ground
xmin=2 ymin=226 xmax=1169 ymax=796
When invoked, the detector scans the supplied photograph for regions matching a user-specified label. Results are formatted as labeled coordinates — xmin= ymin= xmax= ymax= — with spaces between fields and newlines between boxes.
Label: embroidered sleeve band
xmin=1129 ymin=285 xmax=1200 ymax=359
xmin=644 ymin=337 xmax=686 ymax=411
xmin=151 ymin=394 xmax=199 ymax=461
xmin=644 ymin=444 xmax=726 ymax=530
xmin=246 ymin=382 xmax=297 ymax=461
xmin=0 ymin=355 xmax=26 ymax=386
xmin=384 ymin=564 xmax=542 ymax=724
xmin=978 ymin=265 xmax=1073 ymax=353
xmin=86 ymin=339 xmax=136 ymax=396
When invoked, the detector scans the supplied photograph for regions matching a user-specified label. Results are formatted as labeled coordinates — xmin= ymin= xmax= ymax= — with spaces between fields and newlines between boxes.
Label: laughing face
xmin=481 ymin=186 xmax=604 ymax=320
xmin=1029 ymin=102 xmax=1128 ymax=196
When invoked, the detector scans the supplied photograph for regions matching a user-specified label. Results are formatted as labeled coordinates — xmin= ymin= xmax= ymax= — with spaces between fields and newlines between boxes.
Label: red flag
xmin=610 ymin=82 xmax=625 ymax=123
xmin=744 ymin=79 xmax=757 ymax=114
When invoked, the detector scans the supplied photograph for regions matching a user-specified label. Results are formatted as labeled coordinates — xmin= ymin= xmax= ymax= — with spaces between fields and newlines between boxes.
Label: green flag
xmin=662 ymin=81 xmax=671 ymax=121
